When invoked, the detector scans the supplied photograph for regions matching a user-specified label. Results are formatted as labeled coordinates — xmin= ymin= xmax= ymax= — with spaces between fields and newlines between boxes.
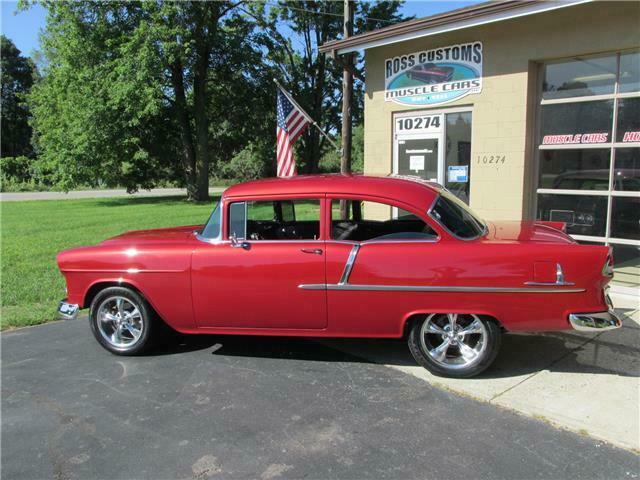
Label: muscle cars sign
xmin=385 ymin=42 xmax=483 ymax=106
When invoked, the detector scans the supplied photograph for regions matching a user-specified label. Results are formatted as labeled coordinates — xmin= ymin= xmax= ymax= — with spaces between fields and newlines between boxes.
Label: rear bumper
xmin=58 ymin=300 xmax=79 ymax=320
xmin=569 ymin=311 xmax=622 ymax=332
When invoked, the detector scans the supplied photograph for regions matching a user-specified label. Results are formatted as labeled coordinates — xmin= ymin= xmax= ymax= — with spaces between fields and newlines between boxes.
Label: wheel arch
xmin=84 ymin=280 xmax=147 ymax=309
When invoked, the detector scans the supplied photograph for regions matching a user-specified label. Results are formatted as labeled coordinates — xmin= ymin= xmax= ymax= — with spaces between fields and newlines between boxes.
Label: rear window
xmin=430 ymin=190 xmax=486 ymax=240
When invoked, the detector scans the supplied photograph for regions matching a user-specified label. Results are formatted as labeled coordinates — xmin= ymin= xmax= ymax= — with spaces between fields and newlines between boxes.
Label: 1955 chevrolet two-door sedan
xmin=57 ymin=175 xmax=622 ymax=377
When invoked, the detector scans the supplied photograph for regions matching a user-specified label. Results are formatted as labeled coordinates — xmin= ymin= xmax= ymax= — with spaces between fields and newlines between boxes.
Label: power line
xmin=263 ymin=0 xmax=397 ymax=24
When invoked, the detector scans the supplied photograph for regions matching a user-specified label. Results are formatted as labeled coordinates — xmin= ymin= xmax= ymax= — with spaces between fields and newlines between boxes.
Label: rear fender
xmin=401 ymin=309 xmax=503 ymax=336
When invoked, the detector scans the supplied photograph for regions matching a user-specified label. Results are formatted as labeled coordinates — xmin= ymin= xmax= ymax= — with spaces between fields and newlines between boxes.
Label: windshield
xmin=200 ymin=201 xmax=221 ymax=240
xmin=429 ymin=190 xmax=486 ymax=240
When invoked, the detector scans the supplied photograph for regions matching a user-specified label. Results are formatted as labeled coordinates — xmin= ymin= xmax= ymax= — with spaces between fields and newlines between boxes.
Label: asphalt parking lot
xmin=2 ymin=318 xmax=639 ymax=480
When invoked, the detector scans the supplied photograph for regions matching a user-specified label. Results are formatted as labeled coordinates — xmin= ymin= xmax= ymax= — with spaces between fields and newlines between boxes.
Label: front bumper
xmin=569 ymin=311 xmax=622 ymax=332
xmin=58 ymin=300 xmax=80 ymax=320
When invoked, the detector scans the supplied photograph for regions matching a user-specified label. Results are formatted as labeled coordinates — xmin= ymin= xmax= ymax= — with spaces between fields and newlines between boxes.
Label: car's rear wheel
xmin=408 ymin=313 xmax=501 ymax=378
xmin=89 ymin=286 xmax=154 ymax=355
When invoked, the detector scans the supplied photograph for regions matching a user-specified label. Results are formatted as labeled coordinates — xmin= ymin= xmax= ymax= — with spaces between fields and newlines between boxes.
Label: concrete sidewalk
xmin=0 ymin=187 xmax=226 ymax=202
xmin=323 ymin=293 xmax=640 ymax=452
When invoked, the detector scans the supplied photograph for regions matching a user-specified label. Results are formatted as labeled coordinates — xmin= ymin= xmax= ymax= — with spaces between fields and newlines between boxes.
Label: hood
xmin=100 ymin=225 xmax=201 ymax=246
xmin=486 ymin=221 xmax=575 ymax=244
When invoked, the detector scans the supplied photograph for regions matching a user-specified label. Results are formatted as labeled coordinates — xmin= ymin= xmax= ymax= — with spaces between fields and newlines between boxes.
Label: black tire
xmin=407 ymin=313 xmax=501 ymax=378
xmin=89 ymin=286 xmax=155 ymax=355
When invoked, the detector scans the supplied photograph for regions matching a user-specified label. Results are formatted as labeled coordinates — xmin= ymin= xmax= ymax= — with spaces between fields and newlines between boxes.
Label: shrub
xmin=219 ymin=144 xmax=266 ymax=182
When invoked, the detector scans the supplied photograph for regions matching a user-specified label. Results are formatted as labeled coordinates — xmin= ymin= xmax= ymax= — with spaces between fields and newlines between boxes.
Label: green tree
xmin=29 ymin=1 xmax=272 ymax=200
xmin=319 ymin=122 xmax=364 ymax=173
xmin=252 ymin=1 xmax=407 ymax=173
xmin=1 ymin=35 xmax=36 ymax=159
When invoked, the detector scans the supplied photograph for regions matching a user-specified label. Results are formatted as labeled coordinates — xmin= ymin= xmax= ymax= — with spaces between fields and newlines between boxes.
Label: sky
xmin=1 ymin=0 xmax=483 ymax=57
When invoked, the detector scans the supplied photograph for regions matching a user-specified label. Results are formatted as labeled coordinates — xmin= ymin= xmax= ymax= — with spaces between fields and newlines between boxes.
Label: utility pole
xmin=340 ymin=0 xmax=354 ymax=175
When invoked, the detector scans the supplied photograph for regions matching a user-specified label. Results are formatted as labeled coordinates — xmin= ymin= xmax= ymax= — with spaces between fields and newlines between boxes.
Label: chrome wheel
xmin=419 ymin=313 xmax=488 ymax=370
xmin=96 ymin=296 xmax=144 ymax=349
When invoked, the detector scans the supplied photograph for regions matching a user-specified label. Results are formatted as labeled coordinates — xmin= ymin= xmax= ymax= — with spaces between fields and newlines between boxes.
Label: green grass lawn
xmin=1 ymin=196 xmax=217 ymax=330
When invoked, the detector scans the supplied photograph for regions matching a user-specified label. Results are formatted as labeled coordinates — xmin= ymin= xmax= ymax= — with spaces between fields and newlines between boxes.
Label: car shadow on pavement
xmin=144 ymin=312 xmax=639 ymax=379
xmin=148 ymin=333 xmax=372 ymax=364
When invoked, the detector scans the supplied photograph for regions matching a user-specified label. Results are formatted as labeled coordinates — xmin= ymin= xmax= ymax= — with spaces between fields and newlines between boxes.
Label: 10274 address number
xmin=477 ymin=155 xmax=506 ymax=164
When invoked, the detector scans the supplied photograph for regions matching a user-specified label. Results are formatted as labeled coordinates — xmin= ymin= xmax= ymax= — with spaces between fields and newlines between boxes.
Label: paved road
xmin=2 ymin=319 xmax=638 ymax=480
xmin=0 ymin=187 xmax=226 ymax=202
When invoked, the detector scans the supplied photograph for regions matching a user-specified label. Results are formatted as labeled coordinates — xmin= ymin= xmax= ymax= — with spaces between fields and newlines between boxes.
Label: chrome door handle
xmin=230 ymin=233 xmax=250 ymax=249
xmin=300 ymin=248 xmax=323 ymax=255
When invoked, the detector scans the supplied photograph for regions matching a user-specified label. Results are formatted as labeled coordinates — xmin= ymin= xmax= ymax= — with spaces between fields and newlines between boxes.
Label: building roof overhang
xmin=319 ymin=0 xmax=593 ymax=57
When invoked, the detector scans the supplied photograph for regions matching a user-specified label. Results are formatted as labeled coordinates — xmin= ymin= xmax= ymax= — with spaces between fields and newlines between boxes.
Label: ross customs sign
xmin=385 ymin=42 xmax=483 ymax=106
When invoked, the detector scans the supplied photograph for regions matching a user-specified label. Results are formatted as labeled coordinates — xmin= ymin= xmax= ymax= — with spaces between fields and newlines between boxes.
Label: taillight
xmin=602 ymin=255 xmax=614 ymax=277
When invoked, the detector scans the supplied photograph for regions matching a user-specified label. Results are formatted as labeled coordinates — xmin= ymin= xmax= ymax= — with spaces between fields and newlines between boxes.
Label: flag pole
xmin=274 ymin=79 xmax=342 ymax=153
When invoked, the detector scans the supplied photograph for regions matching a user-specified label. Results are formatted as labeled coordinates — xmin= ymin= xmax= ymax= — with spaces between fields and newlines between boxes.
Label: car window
xmin=229 ymin=199 xmax=321 ymax=240
xmin=429 ymin=190 xmax=486 ymax=240
xmin=201 ymin=201 xmax=221 ymax=239
xmin=330 ymin=199 xmax=437 ymax=242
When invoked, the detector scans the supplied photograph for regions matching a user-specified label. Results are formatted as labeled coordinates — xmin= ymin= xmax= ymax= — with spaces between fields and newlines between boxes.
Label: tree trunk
xmin=170 ymin=61 xmax=198 ymax=201
xmin=193 ymin=54 xmax=209 ymax=202
xmin=191 ymin=5 xmax=215 ymax=202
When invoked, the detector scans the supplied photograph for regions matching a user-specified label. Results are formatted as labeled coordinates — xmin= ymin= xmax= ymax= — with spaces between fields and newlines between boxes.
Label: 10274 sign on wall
xmin=385 ymin=42 xmax=483 ymax=107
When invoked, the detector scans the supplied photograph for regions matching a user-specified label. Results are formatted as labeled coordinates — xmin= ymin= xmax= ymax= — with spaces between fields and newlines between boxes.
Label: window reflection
xmin=611 ymin=244 xmax=640 ymax=287
xmin=445 ymin=112 xmax=472 ymax=204
xmin=616 ymin=97 xmax=640 ymax=143
xmin=537 ymin=194 xmax=607 ymax=237
xmin=541 ymin=101 xmax=613 ymax=141
xmin=537 ymin=52 xmax=640 ymax=287
xmin=611 ymin=197 xmax=640 ymax=240
xmin=614 ymin=149 xmax=640 ymax=191
xmin=542 ymin=55 xmax=616 ymax=100
xmin=538 ymin=149 xmax=610 ymax=190
xmin=619 ymin=51 xmax=640 ymax=93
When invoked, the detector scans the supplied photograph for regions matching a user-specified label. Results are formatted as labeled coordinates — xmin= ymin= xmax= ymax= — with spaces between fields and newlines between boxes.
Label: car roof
xmin=223 ymin=174 xmax=442 ymax=208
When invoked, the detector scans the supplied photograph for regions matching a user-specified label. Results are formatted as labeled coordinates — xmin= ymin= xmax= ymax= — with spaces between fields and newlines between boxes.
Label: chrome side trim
xmin=339 ymin=244 xmax=360 ymax=285
xmin=298 ymin=284 xmax=585 ymax=293
xmin=300 ymin=284 xmax=327 ymax=290
xmin=569 ymin=311 xmax=622 ymax=331
xmin=524 ymin=262 xmax=575 ymax=286
xmin=195 ymin=234 xmax=228 ymax=245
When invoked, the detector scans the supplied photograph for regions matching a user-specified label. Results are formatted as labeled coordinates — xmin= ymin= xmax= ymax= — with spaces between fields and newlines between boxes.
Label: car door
xmin=191 ymin=196 xmax=327 ymax=330
xmin=324 ymin=196 xmax=443 ymax=336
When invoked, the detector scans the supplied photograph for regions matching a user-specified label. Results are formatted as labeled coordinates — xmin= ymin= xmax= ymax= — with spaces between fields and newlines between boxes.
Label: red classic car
xmin=406 ymin=63 xmax=455 ymax=84
xmin=57 ymin=175 xmax=621 ymax=377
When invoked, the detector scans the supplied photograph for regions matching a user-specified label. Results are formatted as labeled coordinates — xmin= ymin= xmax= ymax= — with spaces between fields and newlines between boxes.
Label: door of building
xmin=394 ymin=113 xmax=444 ymax=184
xmin=393 ymin=109 xmax=473 ymax=204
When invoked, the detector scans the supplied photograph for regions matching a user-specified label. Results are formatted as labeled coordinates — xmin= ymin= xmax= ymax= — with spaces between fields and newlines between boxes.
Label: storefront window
xmin=542 ymin=54 xmax=617 ymax=100
xmin=614 ymin=149 xmax=640 ymax=191
xmin=445 ymin=112 xmax=472 ymax=203
xmin=616 ymin=97 xmax=640 ymax=142
xmin=611 ymin=197 xmax=640 ymax=240
xmin=537 ymin=194 xmax=607 ymax=237
xmin=610 ymin=244 xmax=640 ymax=288
xmin=540 ymin=101 xmax=613 ymax=141
xmin=536 ymin=50 xmax=640 ymax=287
xmin=619 ymin=51 xmax=640 ymax=93
xmin=538 ymin=149 xmax=610 ymax=190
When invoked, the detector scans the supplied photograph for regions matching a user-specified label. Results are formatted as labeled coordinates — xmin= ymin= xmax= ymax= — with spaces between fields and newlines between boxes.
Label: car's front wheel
xmin=89 ymin=286 xmax=154 ymax=355
xmin=408 ymin=313 xmax=501 ymax=378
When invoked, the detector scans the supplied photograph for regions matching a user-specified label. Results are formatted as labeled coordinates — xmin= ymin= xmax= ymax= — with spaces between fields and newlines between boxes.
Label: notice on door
xmin=409 ymin=155 xmax=425 ymax=171
xmin=448 ymin=165 xmax=469 ymax=183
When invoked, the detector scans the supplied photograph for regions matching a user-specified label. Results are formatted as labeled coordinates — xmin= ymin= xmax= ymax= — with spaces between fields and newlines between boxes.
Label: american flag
xmin=276 ymin=86 xmax=311 ymax=177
